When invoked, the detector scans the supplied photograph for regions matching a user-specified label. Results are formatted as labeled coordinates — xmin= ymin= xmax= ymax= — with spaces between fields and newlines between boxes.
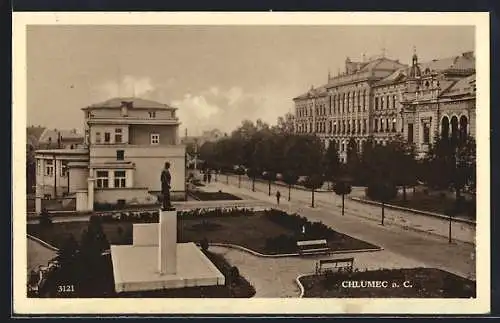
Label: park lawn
xmin=188 ymin=191 xmax=242 ymax=201
xmin=27 ymin=212 xmax=378 ymax=255
xmin=365 ymin=191 xmax=475 ymax=220
xmin=299 ymin=267 xmax=475 ymax=298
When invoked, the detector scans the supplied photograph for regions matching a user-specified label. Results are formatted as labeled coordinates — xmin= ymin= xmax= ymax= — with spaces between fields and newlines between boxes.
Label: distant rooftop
xmin=84 ymin=97 xmax=177 ymax=110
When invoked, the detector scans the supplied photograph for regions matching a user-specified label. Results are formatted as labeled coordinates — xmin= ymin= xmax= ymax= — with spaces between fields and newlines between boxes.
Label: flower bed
xmin=188 ymin=191 xmax=242 ymax=201
xmin=28 ymin=208 xmax=379 ymax=256
xmin=299 ymin=267 xmax=475 ymax=298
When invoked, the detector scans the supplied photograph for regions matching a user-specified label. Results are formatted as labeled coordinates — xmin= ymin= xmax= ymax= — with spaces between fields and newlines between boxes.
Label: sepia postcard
xmin=12 ymin=12 xmax=490 ymax=315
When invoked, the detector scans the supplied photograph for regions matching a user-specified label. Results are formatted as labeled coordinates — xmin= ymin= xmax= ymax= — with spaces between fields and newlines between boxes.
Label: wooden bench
xmin=297 ymin=239 xmax=329 ymax=255
xmin=315 ymin=257 xmax=354 ymax=274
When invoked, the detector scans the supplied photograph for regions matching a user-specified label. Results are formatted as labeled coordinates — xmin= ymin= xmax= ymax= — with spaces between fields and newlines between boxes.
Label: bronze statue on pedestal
xmin=161 ymin=161 xmax=175 ymax=211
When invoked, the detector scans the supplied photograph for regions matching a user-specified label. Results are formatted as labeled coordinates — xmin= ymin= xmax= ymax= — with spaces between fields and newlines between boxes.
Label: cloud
xmin=94 ymin=75 xmax=170 ymax=101
xmin=93 ymin=75 xmax=293 ymax=136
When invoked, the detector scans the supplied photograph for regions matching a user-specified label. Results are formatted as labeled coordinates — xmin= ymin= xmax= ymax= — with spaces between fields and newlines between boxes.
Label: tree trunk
xmin=226 ymin=174 xmax=229 ymax=184
xmin=238 ymin=175 xmax=241 ymax=188
xmin=402 ymin=185 xmax=407 ymax=201
xmin=381 ymin=202 xmax=385 ymax=225
xmin=268 ymin=180 xmax=271 ymax=196
xmin=342 ymin=193 xmax=345 ymax=216
xmin=252 ymin=177 xmax=255 ymax=192
xmin=448 ymin=214 xmax=452 ymax=244
xmin=288 ymin=185 xmax=291 ymax=201
xmin=311 ymin=189 xmax=315 ymax=208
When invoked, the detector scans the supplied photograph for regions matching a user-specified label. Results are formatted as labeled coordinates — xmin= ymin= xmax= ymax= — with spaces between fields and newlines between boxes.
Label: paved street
xmin=216 ymin=174 xmax=475 ymax=244
xmin=211 ymin=176 xmax=476 ymax=281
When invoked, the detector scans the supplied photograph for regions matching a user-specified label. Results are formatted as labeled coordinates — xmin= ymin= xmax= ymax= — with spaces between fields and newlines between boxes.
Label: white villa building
xmin=34 ymin=98 xmax=186 ymax=213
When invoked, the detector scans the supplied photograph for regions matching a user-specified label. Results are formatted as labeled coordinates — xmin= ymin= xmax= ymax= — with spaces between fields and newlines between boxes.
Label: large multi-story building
xmin=34 ymin=97 xmax=186 ymax=213
xmin=293 ymin=49 xmax=475 ymax=160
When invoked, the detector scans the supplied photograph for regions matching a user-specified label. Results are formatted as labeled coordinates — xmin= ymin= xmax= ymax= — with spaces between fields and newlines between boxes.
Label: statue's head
xmin=165 ymin=161 xmax=171 ymax=169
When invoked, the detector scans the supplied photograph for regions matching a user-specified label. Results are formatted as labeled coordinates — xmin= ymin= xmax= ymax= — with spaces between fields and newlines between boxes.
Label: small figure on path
xmin=161 ymin=161 xmax=173 ymax=210
xmin=208 ymin=170 xmax=212 ymax=183
xmin=276 ymin=190 xmax=281 ymax=205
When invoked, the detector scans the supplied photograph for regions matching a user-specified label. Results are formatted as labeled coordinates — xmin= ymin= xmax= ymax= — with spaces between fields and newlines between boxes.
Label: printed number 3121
xmin=57 ymin=285 xmax=75 ymax=293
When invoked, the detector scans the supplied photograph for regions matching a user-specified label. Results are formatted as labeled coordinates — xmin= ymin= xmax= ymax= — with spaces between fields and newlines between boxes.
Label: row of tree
xmin=198 ymin=118 xmax=476 ymax=210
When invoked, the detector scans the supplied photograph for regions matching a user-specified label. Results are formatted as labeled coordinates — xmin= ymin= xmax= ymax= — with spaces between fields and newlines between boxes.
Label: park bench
xmin=297 ymin=239 xmax=329 ymax=255
xmin=315 ymin=257 xmax=355 ymax=274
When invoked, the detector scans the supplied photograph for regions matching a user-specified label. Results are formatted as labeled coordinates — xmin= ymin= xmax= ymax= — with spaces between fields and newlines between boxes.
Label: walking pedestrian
xmin=276 ymin=190 xmax=281 ymax=205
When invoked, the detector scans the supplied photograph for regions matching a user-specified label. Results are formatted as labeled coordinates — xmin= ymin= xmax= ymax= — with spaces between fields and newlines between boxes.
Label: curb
xmin=27 ymin=234 xmax=59 ymax=251
xmin=208 ymin=242 xmax=383 ymax=258
xmin=350 ymin=197 xmax=476 ymax=225
xmin=295 ymin=273 xmax=317 ymax=298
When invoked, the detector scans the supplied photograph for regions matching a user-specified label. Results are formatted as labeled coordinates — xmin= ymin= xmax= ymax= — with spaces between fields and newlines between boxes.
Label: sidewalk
xmin=211 ymin=180 xmax=476 ymax=280
xmin=216 ymin=177 xmax=475 ymax=245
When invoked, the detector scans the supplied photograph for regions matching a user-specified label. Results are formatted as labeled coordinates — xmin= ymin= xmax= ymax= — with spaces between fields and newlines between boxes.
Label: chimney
xmin=158 ymin=209 xmax=177 ymax=275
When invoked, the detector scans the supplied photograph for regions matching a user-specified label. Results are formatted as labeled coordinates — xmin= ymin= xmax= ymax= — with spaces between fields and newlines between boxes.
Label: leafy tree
xmin=56 ymin=234 xmax=79 ymax=266
xmin=262 ymin=171 xmax=276 ymax=196
xmin=346 ymin=137 xmax=360 ymax=178
xmin=366 ymin=180 xmax=397 ymax=225
xmin=323 ymin=141 xmax=340 ymax=189
xmin=303 ymin=174 xmax=324 ymax=208
xmin=39 ymin=208 xmax=52 ymax=226
xmin=333 ymin=179 xmax=352 ymax=216
xmin=425 ymin=133 xmax=476 ymax=206
xmin=235 ymin=166 xmax=245 ymax=188
xmin=246 ymin=168 xmax=259 ymax=192
xmin=386 ymin=135 xmax=418 ymax=201
xmin=282 ymin=171 xmax=299 ymax=201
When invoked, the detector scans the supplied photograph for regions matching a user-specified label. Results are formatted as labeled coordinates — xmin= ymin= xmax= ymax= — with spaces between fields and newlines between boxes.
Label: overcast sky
xmin=27 ymin=25 xmax=474 ymax=136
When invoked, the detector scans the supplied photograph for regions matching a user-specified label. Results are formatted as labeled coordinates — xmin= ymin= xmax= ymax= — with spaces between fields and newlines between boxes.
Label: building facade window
xmin=423 ymin=122 xmax=431 ymax=144
xmin=37 ymin=160 xmax=41 ymax=175
xmin=45 ymin=160 xmax=54 ymax=176
xmin=149 ymin=111 xmax=156 ymax=118
xmin=104 ymin=132 xmax=111 ymax=143
xmin=393 ymin=95 xmax=397 ymax=109
xmin=60 ymin=160 xmax=68 ymax=177
xmin=116 ymin=150 xmax=124 ymax=161
xmin=375 ymin=97 xmax=379 ymax=110
xmin=150 ymin=133 xmax=160 ymax=145
xmin=95 ymin=132 xmax=101 ymax=144
xmin=114 ymin=170 xmax=126 ymax=188
xmin=115 ymin=128 xmax=123 ymax=143
xmin=408 ymin=123 xmax=414 ymax=144
xmin=96 ymin=171 xmax=109 ymax=188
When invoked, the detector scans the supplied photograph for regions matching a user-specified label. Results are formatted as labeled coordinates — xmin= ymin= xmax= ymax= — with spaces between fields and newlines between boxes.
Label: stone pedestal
xmin=158 ymin=209 xmax=177 ymax=275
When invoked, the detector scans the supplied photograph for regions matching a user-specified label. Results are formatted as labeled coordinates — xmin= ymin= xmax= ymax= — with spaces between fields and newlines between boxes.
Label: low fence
xmin=26 ymin=197 xmax=76 ymax=213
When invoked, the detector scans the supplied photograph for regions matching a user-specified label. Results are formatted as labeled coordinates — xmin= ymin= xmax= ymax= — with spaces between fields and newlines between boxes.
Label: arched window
xmin=441 ymin=116 xmax=450 ymax=139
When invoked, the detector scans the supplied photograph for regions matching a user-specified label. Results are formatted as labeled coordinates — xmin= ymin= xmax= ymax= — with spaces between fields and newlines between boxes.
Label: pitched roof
xmin=293 ymin=84 xmax=328 ymax=100
xmin=39 ymin=128 xmax=84 ymax=143
xmin=375 ymin=52 xmax=475 ymax=86
xmin=85 ymin=97 xmax=175 ymax=110
xmin=420 ymin=53 xmax=475 ymax=72
xmin=440 ymin=74 xmax=476 ymax=98
xmin=26 ymin=126 xmax=46 ymax=141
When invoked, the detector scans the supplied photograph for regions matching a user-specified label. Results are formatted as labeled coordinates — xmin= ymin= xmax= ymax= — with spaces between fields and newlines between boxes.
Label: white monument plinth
xmin=110 ymin=209 xmax=225 ymax=293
